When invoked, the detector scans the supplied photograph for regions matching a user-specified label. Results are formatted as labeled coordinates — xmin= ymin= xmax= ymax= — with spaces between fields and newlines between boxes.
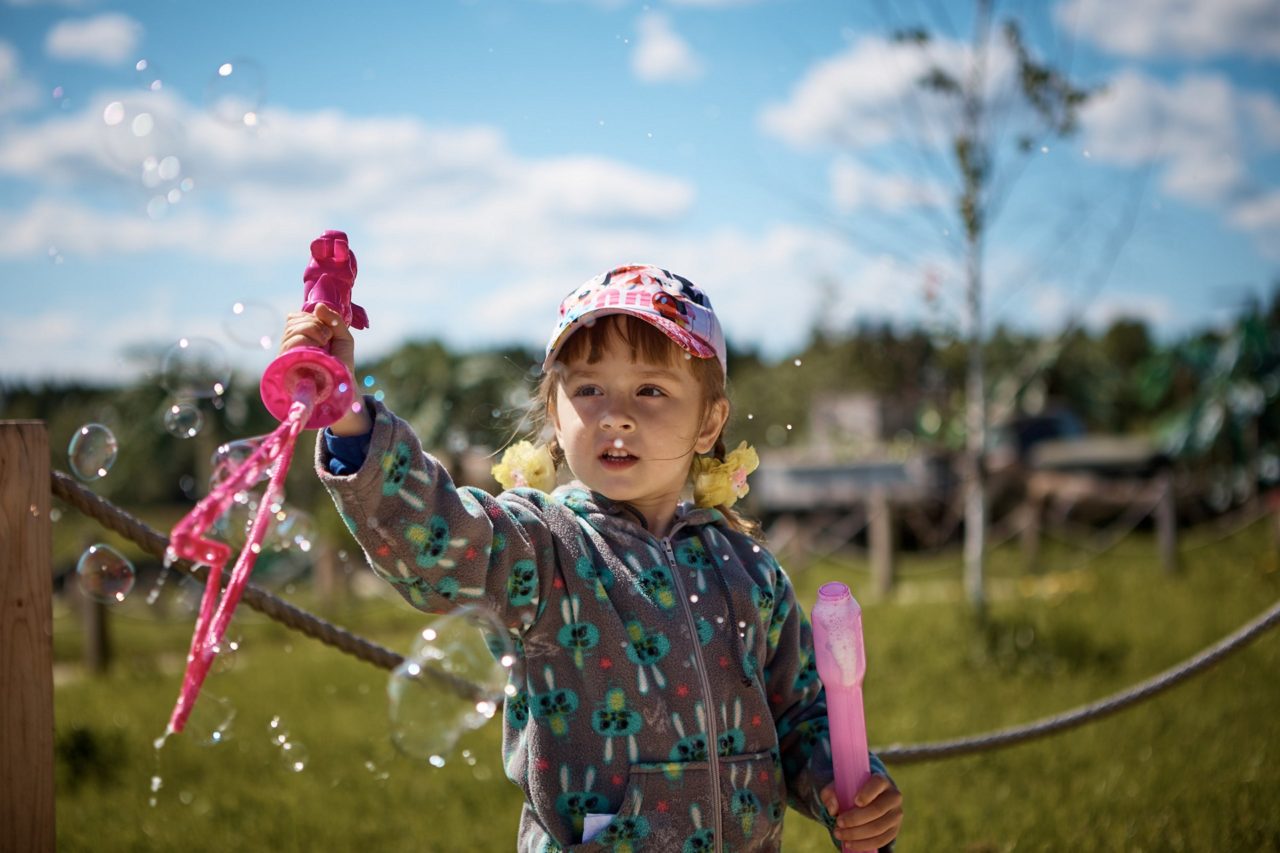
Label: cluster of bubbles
xmin=101 ymin=95 xmax=190 ymax=220
xmin=268 ymin=716 xmax=309 ymax=773
xmin=156 ymin=337 xmax=231 ymax=441
xmin=94 ymin=57 xmax=267 ymax=220
xmin=207 ymin=436 xmax=315 ymax=553
xmin=66 ymin=424 xmax=141 ymax=605
xmin=388 ymin=605 xmax=516 ymax=767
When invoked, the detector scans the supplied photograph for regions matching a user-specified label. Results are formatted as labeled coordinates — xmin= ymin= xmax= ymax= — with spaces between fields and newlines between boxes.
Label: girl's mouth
xmin=599 ymin=450 xmax=638 ymax=469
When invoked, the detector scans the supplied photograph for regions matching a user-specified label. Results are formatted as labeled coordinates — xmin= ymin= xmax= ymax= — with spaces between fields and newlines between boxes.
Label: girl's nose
xmin=600 ymin=407 xmax=635 ymax=432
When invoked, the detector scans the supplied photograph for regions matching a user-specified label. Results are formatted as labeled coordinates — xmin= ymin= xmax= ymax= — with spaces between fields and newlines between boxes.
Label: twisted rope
xmin=51 ymin=471 xmax=1280 ymax=762
xmin=877 ymin=596 xmax=1280 ymax=763
xmin=53 ymin=470 xmax=405 ymax=672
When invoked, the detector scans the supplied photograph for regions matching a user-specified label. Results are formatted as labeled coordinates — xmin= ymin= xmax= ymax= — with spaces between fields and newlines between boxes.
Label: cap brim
xmin=543 ymin=307 xmax=719 ymax=374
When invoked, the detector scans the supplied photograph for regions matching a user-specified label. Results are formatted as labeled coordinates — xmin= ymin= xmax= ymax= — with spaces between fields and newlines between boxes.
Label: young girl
xmin=281 ymin=264 xmax=903 ymax=852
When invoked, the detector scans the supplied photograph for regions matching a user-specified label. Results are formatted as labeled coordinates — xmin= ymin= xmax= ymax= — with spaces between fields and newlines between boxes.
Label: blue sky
xmin=0 ymin=0 xmax=1277 ymax=385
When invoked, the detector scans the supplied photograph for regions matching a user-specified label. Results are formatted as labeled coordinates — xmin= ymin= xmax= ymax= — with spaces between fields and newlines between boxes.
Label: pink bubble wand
xmin=164 ymin=230 xmax=367 ymax=736
xmin=811 ymin=581 xmax=872 ymax=853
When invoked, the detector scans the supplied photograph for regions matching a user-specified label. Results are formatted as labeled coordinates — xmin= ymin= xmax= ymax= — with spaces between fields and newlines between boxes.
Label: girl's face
xmin=550 ymin=329 xmax=727 ymax=536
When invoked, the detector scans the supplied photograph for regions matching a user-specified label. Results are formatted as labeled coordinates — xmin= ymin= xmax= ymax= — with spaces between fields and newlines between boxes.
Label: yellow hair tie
xmin=491 ymin=441 xmax=557 ymax=492
xmin=692 ymin=441 xmax=759 ymax=508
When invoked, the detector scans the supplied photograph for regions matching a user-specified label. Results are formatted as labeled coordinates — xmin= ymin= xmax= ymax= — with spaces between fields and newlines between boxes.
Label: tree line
xmin=3 ymin=285 xmax=1277 ymax=518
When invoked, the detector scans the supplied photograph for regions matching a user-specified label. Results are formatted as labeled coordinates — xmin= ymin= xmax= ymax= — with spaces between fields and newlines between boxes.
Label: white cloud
xmin=758 ymin=35 xmax=1007 ymax=150
xmin=1232 ymin=190 xmax=1280 ymax=231
xmin=0 ymin=87 xmax=949 ymax=380
xmin=1056 ymin=0 xmax=1280 ymax=60
xmin=1081 ymin=69 xmax=1280 ymax=207
xmin=830 ymin=156 xmax=944 ymax=213
xmin=45 ymin=13 xmax=143 ymax=66
xmin=1028 ymin=284 xmax=1176 ymax=333
xmin=0 ymin=89 xmax=696 ymax=265
xmin=0 ymin=40 xmax=40 ymax=114
xmin=631 ymin=13 xmax=704 ymax=84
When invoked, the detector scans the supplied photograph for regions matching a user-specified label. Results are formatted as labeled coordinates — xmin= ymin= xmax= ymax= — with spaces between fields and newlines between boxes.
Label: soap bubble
xmin=77 ymin=543 xmax=136 ymax=603
xmin=161 ymin=338 xmax=230 ymax=399
xmin=68 ymin=423 xmax=118 ymax=481
xmin=224 ymin=300 xmax=277 ymax=350
xmin=211 ymin=489 xmax=261 ymax=550
xmin=163 ymin=401 xmax=204 ymax=438
xmin=187 ymin=692 xmax=236 ymax=747
xmin=268 ymin=506 xmax=315 ymax=553
xmin=134 ymin=58 xmax=164 ymax=92
xmin=206 ymin=59 xmax=265 ymax=127
xmin=278 ymin=740 xmax=309 ymax=773
xmin=267 ymin=715 xmax=290 ymax=747
xmin=388 ymin=605 xmax=516 ymax=765
xmin=265 ymin=715 xmax=308 ymax=771
xmin=210 ymin=436 xmax=276 ymax=492
xmin=100 ymin=98 xmax=186 ymax=191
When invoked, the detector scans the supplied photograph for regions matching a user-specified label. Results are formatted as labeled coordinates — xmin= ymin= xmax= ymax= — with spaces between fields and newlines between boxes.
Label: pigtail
xmin=703 ymin=435 xmax=765 ymax=543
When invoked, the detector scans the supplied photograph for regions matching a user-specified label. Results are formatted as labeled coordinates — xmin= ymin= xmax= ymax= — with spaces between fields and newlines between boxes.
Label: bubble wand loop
xmin=811 ymin=581 xmax=872 ymax=853
xmin=165 ymin=229 xmax=366 ymax=736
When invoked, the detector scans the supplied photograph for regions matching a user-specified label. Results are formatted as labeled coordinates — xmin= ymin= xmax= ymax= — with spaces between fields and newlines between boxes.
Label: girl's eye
xmin=637 ymin=386 xmax=665 ymax=398
xmin=573 ymin=385 xmax=602 ymax=397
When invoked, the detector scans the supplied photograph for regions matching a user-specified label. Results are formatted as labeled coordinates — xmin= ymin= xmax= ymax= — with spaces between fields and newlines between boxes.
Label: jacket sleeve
xmin=314 ymin=399 xmax=559 ymax=636
xmin=761 ymin=553 xmax=894 ymax=851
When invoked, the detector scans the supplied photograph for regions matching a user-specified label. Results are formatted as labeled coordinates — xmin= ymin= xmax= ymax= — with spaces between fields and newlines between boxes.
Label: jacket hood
xmin=550 ymin=481 xmax=724 ymax=536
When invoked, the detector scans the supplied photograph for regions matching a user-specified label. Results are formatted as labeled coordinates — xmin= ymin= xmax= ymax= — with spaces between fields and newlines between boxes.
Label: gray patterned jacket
xmin=317 ymin=400 xmax=889 ymax=852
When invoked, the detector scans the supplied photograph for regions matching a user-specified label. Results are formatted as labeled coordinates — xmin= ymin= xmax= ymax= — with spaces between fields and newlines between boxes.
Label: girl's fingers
xmin=836 ymin=806 xmax=903 ymax=842
xmin=838 ymin=786 xmax=902 ymax=827
xmin=819 ymin=784 xmax=835 ymax=814
xmin=854 ymin=774 xmax=891 ymax=808
xmin=279 ymin=312 xmax=332 ymax=352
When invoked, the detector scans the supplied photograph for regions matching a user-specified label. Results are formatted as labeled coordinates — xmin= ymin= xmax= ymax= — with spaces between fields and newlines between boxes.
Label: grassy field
xmin=50 ymin=518 xmax=1280 ymax=851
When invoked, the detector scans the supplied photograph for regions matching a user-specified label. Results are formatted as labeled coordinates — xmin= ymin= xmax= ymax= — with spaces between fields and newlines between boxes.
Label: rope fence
xmin=49 ymin=468 xmax=1280 ymax=765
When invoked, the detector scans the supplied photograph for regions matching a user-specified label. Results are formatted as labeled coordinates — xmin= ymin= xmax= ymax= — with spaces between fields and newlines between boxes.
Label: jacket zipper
xmin=662 ymin=532 xmax=724 ymax=853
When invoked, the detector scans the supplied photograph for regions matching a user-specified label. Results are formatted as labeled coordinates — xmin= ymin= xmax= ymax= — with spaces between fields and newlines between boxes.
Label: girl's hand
xmin=280 ymin=303 xmax=356 ymax=379
xmin=279 ymin=303 xmax=371 ymax=437
xmin=821 ymin=774 xmax=903 ymax=850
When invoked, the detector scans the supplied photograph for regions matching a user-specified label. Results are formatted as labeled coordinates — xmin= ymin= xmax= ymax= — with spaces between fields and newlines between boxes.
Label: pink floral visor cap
xmin=543 ymin=264 xmax=728 ymax=378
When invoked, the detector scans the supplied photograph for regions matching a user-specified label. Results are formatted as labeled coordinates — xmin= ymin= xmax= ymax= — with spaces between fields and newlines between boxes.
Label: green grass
xmin=51 ymin=521 xmax=1280 ymax=851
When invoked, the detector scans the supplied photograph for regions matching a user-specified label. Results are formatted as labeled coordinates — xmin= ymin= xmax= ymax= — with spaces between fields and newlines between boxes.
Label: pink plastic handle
xmin=166 ymin=230 xmax=371 ymax=735
xmin=301 ymin=229 xmax=368 ymax=330
xmin=811 ymin=581 xmax=872 ymax=853
xmin=259 ymin=229 xmax=367 ymax=428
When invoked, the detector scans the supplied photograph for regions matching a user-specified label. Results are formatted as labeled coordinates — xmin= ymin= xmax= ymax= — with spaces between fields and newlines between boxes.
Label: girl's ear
xmin=695 ymin=398 xmax=730 ymax=454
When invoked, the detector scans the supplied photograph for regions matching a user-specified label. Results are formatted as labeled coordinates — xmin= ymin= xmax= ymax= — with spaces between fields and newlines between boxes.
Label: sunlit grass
xmin=52 ymin=520 xmax=1280 ymax=851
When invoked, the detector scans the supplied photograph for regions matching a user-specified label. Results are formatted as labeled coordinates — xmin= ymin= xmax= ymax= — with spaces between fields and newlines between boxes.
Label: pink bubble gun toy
xmin=164 ymin=229 xmax=364 ymax=736
xmin=811 ymin=581 xmax=872 ymax=853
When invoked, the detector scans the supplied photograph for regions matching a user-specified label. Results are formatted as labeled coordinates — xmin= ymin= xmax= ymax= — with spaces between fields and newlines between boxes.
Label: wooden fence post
xmin=1 ymin=421 xmax=56 ymax=852
xmin=1021 ymin=490 xmax=1044 ymax=574
xmin=1155 ymin=468 xmax=1179 ymax=575
xmin=869 ymin=488 xmax=896 ymax=598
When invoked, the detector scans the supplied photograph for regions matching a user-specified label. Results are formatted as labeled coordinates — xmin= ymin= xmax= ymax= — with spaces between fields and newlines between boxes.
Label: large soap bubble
xmin=68 ymin=423 xmax=118 ymax=481
xmin=205 ymin=59 xmax=266 ymax=127
xmin=161 ymin=337 xmax=230 ymax=399
xmin=388 ymin=605 xmax=516 ymax=766
xmin=77 ymin=543 xmax=136 ymax=603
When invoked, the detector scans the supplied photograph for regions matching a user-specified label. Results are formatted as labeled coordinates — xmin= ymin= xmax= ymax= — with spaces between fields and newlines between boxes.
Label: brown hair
xmin=535 ymin=314 xmax=762 ymax=540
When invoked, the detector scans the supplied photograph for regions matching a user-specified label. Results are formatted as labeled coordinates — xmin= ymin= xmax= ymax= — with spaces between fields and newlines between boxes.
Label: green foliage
xmin=9 ymin=285 xmax=1280 ymax=514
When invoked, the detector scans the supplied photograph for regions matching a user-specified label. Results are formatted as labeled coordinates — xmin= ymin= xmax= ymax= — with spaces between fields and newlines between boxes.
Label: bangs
xmin=556 ymin=313 xmax=686 ymax=368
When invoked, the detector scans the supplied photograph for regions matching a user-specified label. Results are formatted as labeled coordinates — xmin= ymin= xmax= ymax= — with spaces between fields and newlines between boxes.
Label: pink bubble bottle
xmin=812 ymin=581 xmax=872 ymax=853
